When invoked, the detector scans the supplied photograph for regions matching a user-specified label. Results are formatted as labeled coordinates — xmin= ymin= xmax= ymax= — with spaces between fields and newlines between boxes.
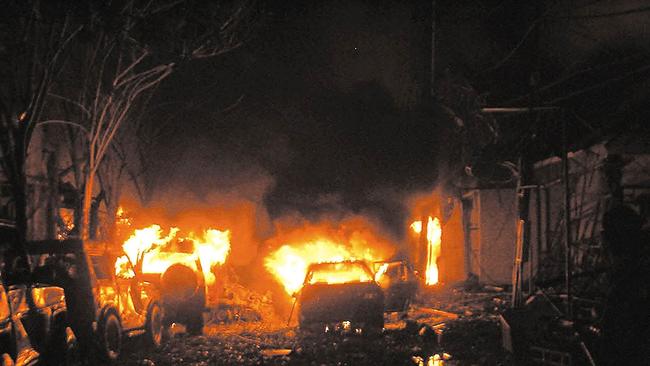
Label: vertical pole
xmin=46 ymin=150 xmax=57 ymax=239
xmin=462 ymin=198 xmax=473 ymax=280
xmin=562 ymin=112 xmax=572 ymax=319
xmin=545 ymin=186 xmax=551 ymax=254
xmin=512 ymin=219 xmax=525 ymax=308
xmin=430 ymin=0 xmax=436 ymax=99
xmin=533 ymin=185 xmax=542 ymax=293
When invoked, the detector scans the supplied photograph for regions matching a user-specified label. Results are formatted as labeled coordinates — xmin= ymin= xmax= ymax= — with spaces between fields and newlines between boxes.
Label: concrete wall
xmin=477 ymin=189 xmax=517 ymax=285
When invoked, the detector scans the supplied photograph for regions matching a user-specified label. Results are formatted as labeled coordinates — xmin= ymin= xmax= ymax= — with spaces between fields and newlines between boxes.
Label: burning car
xmin=297 ymin=260 xmax=384 ymax=335
xmin=0 ymin=282 xmax=39 ymax=366
xmin=0 ymin=281 xmax=77 ymax=366
xmin=374 ymin=260 xmax=419 ymax=313
xmin=0 ymin=222 xmax=76 ymax=366
xmin=114 ymin=225 xmax=230 ymax=335
xmin=27 ymin=239 xmax=164 ymax=363
xmin=155 ymin=255 xmax=207 ymax=335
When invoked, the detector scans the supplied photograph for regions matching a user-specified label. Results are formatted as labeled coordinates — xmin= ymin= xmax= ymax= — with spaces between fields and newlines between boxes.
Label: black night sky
xmin=145 ymin=1 xmax=438 ymax=230
xmin=136 ymin=0 xmax=650 ymax=233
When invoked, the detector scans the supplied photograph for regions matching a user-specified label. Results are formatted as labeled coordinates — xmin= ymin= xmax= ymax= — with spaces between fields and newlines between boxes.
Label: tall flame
xmin=115 ymin=224 xmax=231 ymax=285
xmin=411 ymin=216 xmax=442 ymax=285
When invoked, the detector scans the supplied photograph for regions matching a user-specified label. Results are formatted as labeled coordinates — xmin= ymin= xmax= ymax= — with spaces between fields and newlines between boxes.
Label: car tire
xmin=145 ymin=301 xmax=164 ymax=348
xmin=98 ymin=308 xmax=122 ymax=362
xmin=185 ymin=313 xmax=204 ymax=335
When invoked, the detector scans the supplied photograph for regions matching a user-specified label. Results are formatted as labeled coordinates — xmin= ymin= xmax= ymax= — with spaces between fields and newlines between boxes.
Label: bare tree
xmin=0 ymin=2 xmax=83 ymax=252
xmin=48 ymin=0 xmax=255 ymax=239
xmin=0 ymin=0 xmax=255 ymax=244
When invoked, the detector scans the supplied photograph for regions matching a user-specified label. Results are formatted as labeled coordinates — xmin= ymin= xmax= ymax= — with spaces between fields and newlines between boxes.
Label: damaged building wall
xmin=461 ymin=134 xmax=650 ymax=291
xmin=531 ymin=134 xmax=650 ymax=292
xmin=462 ymin=188 xmax=517 ymax=285
xmin=532 ymin=144 xmax=609 ymax=284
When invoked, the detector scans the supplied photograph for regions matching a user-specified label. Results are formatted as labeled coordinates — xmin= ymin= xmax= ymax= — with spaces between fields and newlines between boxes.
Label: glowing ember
xmin=411 ymin=216 xmax=442 ymax=285
xmin=57 ymin=208 xmax=75 ymax=239
xmin=115 ymin=224 xmax=231 ymax=285
xmin=116 ymin=206 xmax=132 ymax=227
xmin=265 ymin=239 xmax=385 ymax=295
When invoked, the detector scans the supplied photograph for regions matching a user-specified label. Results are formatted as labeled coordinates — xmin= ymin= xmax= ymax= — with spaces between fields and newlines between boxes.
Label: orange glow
xmin=374 ymin=262 xmax=389 ymax=282
xmin=307 ymin=262 xmax=374 ymax=285
xmin=264 ymin=239 xmax=382 ymax=295
xmin=115 ymin=224 xmax=231 ymax=285
xmin=411 ymin=216 xmax=442 ymax=285
xmin=263 ymin=218 xmax=394 ymax=295
xmin=57 ymin=208 xmax=75 ymax=240
xmin=116 ymin=206 xmax=132 ymax=227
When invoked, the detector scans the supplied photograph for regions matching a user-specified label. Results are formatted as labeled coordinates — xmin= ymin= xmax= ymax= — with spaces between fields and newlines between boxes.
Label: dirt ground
xmin=116 ymin=288 xmax=513 ymax=366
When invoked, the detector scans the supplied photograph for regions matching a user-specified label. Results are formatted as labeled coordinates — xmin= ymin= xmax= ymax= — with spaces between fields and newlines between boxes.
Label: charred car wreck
xmin=27 ymin=240 xmax=164 ymax=362
xmin=374 ymin=259 xmax=419 ymax=313
xmin=27 ymin=238 xmax=207 ymax=362
xmin=297 ymin=260 xmax=384 ymax=335
xmin=0 ymin=222 xmax=76 ymax=366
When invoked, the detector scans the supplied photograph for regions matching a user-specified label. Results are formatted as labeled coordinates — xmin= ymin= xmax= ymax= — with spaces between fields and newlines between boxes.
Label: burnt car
xmin=28 ymin=239 xmax=164 ymax=363
xmin=374 ymin=260 xmax=419 ymax=313
xmin=0 ymin=282 xmax=39 ymax=366
xmin=0 ymin=222 xmax=76 ymax=366
xmin=297 ymin=260 xmax=384 ymax=335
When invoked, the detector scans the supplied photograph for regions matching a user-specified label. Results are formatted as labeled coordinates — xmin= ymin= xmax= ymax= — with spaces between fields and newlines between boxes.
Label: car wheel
xmin=185 ymin=313 xmax=204 ymax=336
xmin=1 ymin=354 xmax=14 ymax=366
xmin=145 ymin=301 xmax=164 ymax=348
xmin=98 ymin=309 xmax=122 ymax=362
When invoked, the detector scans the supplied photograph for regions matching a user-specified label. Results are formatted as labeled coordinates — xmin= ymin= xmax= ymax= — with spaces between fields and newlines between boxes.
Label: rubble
xmin=116 ymin=286 xmax=513 ymax=365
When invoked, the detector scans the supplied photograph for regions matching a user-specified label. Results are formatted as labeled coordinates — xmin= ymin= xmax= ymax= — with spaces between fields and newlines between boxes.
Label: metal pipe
xmin=562 ymin=112 xmax=572 ymax=319
xmin=545 ymin=186 xmax=551 ymax=255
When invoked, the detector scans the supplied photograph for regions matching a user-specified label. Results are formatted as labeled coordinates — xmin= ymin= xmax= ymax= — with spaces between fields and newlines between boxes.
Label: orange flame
xmin=307 ymin=261 xmax=374 ymax=285
xmin=411 ymin=216 xmax=442 ymax=285
xmin=115 ymin=224 xmax=231 ymax=285
xmin=265 ymin=239 xmax=384 ymax=295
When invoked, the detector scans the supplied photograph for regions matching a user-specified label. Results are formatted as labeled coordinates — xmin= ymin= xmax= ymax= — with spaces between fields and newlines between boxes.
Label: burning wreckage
xmin=13 ymin=223 xmax=231 ymax=363
xmin=1 ymin=208 xmax=445 ymax=364
xmin=0 ymin=222 xmax=77 ymax=366
xmin=295 ymin=260 xmax=385 ymax=335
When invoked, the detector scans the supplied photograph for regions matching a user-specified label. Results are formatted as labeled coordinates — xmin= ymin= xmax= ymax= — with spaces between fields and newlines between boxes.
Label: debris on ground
xmin=118 ymin=286 xmax=513 ymax=365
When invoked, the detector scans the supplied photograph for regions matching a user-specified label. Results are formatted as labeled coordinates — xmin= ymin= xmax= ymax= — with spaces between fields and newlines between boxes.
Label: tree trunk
xmin=13 ymin=125 xmax=28 ymax=254
xmin=82 ymin=171 xmax=94 ymax=240
xmin=46 ymin=151 xmax=58 ymax=239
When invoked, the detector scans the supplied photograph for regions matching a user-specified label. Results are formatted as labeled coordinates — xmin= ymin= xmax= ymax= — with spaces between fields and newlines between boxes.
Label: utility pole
xmin=430 ymin=0 xmax=436 ymax=99
xmin=562 ymin=112 xmax=573 ymax=319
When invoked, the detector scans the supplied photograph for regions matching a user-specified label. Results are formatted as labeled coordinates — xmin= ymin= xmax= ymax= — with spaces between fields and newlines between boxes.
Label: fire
xmin=411 ymin=216 xmax=442 ymax=285
xmin=307 ymin=261 xmax=374 ymax=285
xmin=265 ymin=239 xmax=386 ymax=295
xmin=115 ymin=224 xmax=231 ymax=285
